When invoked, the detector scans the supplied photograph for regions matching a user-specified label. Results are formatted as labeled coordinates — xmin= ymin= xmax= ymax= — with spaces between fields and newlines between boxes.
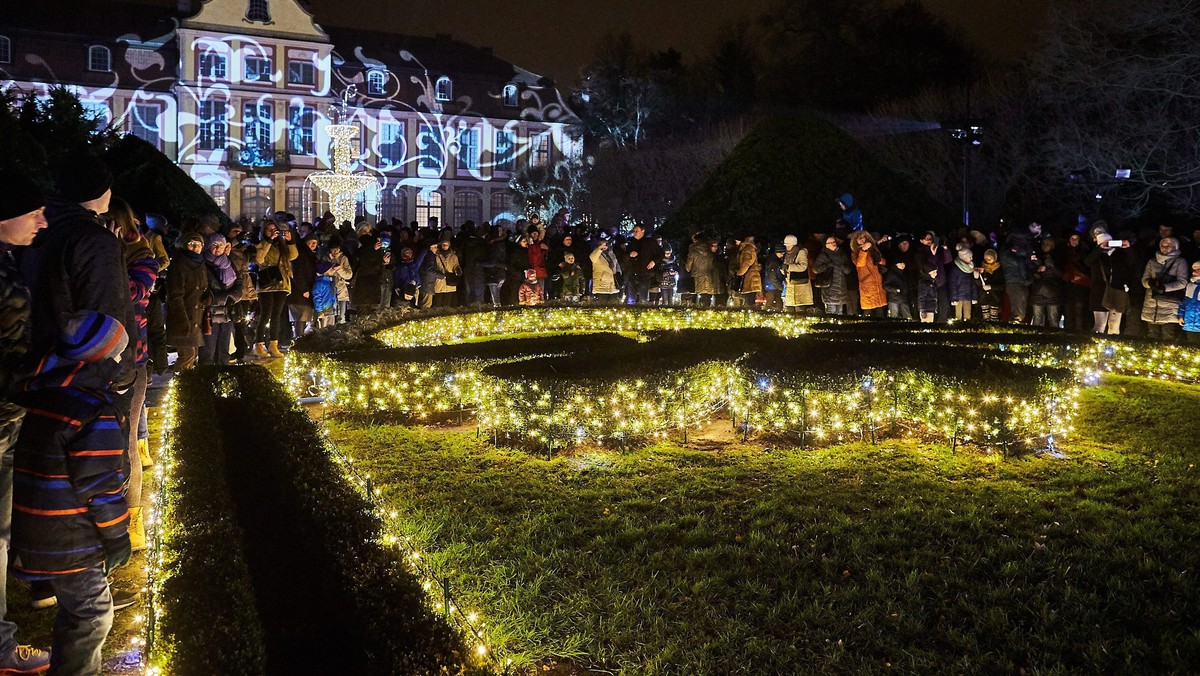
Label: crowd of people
xmin=2 ymin=155 xmax=1200 ymax=674
xmin=201 ymin=202 xmax=1200 ymax=346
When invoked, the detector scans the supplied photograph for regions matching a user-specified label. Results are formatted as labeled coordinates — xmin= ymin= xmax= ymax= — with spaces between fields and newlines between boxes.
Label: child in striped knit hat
xmin=12 ymin=310 xmax=131 ymax=675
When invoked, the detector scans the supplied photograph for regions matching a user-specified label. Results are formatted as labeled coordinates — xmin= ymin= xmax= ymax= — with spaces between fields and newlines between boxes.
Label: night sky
xmin=151 ymin=0 xmax=1052 ymax=86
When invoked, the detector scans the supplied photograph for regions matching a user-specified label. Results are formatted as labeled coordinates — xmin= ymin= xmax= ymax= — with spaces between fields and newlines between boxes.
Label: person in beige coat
xmin=733 ymin=235 xmax=762 ymax=306
xmin=253 ymin=221 xmax=299 ymax=358
xmin=782 ymin=234 xmax=813 ymax=311
xmin=590 ymin=239 xmax=621 ymax=302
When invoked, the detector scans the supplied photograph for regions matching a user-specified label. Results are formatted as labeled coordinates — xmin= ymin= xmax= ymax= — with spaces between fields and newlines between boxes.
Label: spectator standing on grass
xmin=626 ymin=224 xmax=663 ymax=304
xmin=915 ymin=231 xmax=951 ymax=323
xmin=762 ymin=244 xmax=785 ymax=311
xmin=1141 ymin=236 xmax=1188 ymax=342
xmin=227 ymin=227 xmax=256 ymax=364
xmin=350 ymin=233 xmax=386 ymax=317
xmin=253 ymin=220 xmax=298 ymax=359
xmin=0 ymin=171 xmax=52 ymax=674
xmin=881 ymin=236 xmax=914 ymax=319
xmin=1061 ymin=232 xmax=1092 ymax=332
xmin=1178 ymin=261 xmax=1200 ymax=344
xmin=12 ymin=311 xmax=132 ymax=676
xmin=781 ymin=234 xmax=813 ymax=313
xmin=1085 ymin=231 xmax=1132 ymax=334
xmin=978 ymin=249 xmax=1004 ymax=322
xmin=200 ymin=234 xmax=243 ymax=366
xmin=733 ymin=234 xmax=762 ymax=307
xmin=1000 ymin=232 xmax=1034 ymax=323
xmin=1029 ymin=237 xmax=1063 ymax=328
xmin=813 ymin=235 xmax=851 ymax=315
xmin=391 ymin=245 xmax=423 ymax=309
xmin=166 ymin=233 xmax=210 ymax=371
xmin=851 ymin=231 xmax=886 ymax=317
xmin=685 ymin=234 xmax=717 ymax=307
xmin=482 ymin=225 xmax=508 ymax=306
xmin=948 ymin=245 xmax=981 ymax=321
xmin=288 ymin=233 xmax=318 ymax=338
xmin=590 ymin=237 xmax=621 ymax=303
xmin=431 ymin=234 xmax=462 ymax=307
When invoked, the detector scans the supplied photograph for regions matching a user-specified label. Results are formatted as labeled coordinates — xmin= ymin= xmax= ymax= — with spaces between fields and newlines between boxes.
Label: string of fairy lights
xmin=139 ymin=381 xmax=175 ymax=676
xmin=135 ymin=308 xmax=1199 ymax=674
xmin=317 ymin=425 xmax=508 ymax=670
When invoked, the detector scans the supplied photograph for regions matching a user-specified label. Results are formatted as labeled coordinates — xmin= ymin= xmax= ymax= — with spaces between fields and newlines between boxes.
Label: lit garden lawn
xmin=325 ymin=374 xmax=1200 ymax=674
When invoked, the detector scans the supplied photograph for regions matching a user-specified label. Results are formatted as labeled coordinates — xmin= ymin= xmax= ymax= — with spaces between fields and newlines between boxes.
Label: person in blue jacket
xmin=838 ymin=193 xmax=863 ymax=231
xmin=1178 ymin=260 xmax=1200 ymax=344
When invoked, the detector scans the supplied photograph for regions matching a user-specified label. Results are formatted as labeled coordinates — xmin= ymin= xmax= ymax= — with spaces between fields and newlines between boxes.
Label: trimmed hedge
xmin=156 ymin=371 xmax=267 ymax=674
xmin=227 ymin=366 xmax=475 ymax=674
xmin=661 ymin=113 xmax=954 ymax=239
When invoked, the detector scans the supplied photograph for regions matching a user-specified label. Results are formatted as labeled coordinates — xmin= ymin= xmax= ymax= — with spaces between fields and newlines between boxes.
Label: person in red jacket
xmin=13 ymin=311 xmax=132 ymax=676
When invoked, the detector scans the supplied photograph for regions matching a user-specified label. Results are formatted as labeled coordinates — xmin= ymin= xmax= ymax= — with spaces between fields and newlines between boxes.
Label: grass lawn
xmin=324 ymin=374 xmax=1200 ymax=674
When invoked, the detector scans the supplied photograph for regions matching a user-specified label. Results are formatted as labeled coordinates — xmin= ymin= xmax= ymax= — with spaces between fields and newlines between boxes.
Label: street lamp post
xmin=945 ymin=121 xmax=984 ymax=227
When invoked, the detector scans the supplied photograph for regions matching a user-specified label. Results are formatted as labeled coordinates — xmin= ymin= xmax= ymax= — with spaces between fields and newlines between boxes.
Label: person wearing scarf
xmin=200 ymin=234 xmax=243 ymax=365
xmin=1141 ymin=236 xmax=1188 ymax=341
xmin=978 ymin=249 xmax=1004 ymax=322
xmin=948 ymin=245 xmax=981 ymax=321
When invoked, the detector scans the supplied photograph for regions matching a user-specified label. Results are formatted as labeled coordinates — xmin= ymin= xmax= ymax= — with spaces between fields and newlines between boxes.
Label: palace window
xmin=366 ymin=70 xmax=386 ymax=95
xmin=456 ymin=126 xmax=479 ymax=171
xmin=287 ymin=61 xmax=315 ymax=86
xmin=244 ymin=56 xmax=272 ymax=83
xmin=88 ymin=45 xmax=111 ymax=72
xmin=435 ymin=76 xmax=453 ymax=102
xmin=198 ymin=100 xmax=227 ymax=150
xmin=199 ymin=52 xmax=227 ymax=80
xmin=246 ymin=0 xmax=271 ymax=23
xmin=501 ymin=83 xmax=518 ymax=107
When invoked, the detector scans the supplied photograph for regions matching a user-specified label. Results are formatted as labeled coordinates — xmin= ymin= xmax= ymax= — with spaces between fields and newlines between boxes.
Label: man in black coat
xmin=624 ymin=224 xmax=663 ymax=304
xmin=22 ymin=154 xmax=137 ymax=391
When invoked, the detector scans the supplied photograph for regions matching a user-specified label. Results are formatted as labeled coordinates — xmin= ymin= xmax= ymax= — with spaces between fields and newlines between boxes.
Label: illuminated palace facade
xmin=0 ymin=0 xmax=581 ymax=226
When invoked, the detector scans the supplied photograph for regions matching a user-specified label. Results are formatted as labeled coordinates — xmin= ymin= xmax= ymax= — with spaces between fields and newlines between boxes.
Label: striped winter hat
xmin=59 ymin=311 xmax=128 ymax=363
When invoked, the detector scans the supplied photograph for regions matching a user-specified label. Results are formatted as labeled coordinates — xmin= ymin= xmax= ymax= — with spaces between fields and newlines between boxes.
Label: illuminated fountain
xmin=308 ymin=85 xmax=378 ymax=226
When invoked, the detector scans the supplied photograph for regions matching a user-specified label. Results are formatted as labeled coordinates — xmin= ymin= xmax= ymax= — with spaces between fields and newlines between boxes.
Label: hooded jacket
xmin=839 ymin=193 xmax=863 ymax=231
xmin=12 ymin=351 xmax=129 ymax=579
xmin=21 ymin=201 xmax=137 ymax=389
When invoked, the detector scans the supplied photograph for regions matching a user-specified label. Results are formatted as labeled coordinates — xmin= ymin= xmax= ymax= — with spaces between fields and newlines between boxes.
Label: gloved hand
xmin=103 ymin=535 xmax=132 ymax=574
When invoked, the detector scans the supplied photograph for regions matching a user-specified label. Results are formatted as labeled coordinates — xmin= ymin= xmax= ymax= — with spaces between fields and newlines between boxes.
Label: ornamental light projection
xmin=307 ymin=85 xmax=377 ymax=226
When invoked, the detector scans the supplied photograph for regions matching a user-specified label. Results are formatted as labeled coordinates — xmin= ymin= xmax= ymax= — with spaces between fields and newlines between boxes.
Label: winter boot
xmin=268 ymin=340 xmax=285 ymax=358
xmin=129 ymin=507 xmax=147 ymax=552
xmin=138 ymin=437 xmax=154 ymax=469
xmin=252 ymin=342 xmax=270 ymax=359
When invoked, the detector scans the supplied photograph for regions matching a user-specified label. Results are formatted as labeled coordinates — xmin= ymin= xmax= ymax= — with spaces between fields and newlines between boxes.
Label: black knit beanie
xmin=0 ymin=170 xmax=46 ymax=221
xmin=55 ymin=154 xmax=113 ymax=204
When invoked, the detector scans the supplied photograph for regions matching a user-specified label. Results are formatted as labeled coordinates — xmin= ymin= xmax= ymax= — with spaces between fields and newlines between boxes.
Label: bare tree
xmin=574 ymin=33 xmax=666 ymax=149
xmin=1029 ymin=0 xmax=1200 ymax=215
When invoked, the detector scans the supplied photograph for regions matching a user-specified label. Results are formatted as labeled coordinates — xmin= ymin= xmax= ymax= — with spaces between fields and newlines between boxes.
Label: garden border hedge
xmin=154 ymin=371 xmax=266 ymax=675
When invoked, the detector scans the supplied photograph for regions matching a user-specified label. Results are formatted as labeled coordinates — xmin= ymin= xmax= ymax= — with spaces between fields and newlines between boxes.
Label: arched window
xmin=415 ymin=190 xmax=443 ymax=227
xmin=366 ymin=70 xmax=386 ymax=95
xmin=380 ymin=186 xmax=407 ymax=222
xmin=490 ymin=191 xmax=516 ymax=228
xmin=435 ymin=76 xmax=453 ymax=102
xmin=246 ymin=0 xmax=271 ymax=23
xmin=88 ymin=45 xmax=111 ymax=72
xmin=501 ymin=83 xmax=518 ymax=107
xmin=0 ymin=36 xmax=11 ymax=65
xmin=453 ymin=190 xmax=483 ymax=227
